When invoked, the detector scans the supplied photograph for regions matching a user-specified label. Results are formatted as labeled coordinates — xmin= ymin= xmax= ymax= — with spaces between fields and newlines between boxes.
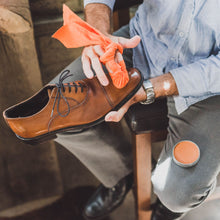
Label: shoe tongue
xmin=48 ymin=87 xmax=56 ymax=98
xmin=47 ymin=89 xmax=52 ymax=97
xmin=47 ymin=86 xmax=56 ymax=98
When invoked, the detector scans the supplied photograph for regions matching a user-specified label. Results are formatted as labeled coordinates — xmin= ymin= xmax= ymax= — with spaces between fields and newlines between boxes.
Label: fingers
xmin=118 ymin=35 xmax=141 ymax=49
xmin=115 ymin=51 xmax=123 ymax=63
xmin=105 ymin=87 xmax=147 ymax=122
xmin=105 ymin=108 xmax=128 ymax=123
xmin=81 ymin=35 xmax=140 ymax=86
xmin=93 ymin=45 xmax=104 ymax=57
xmin=105 ymin=99 xmax=133 ymax=122
xmin=81 ymin=54 xmax=93 ymax=78
xmin=105 ymin=50 xmax=123 ymax=73
xmin=90 ymin=55 xmax=108 ymax=86
xmin=82 ymin=45 xmax=109 ymax=86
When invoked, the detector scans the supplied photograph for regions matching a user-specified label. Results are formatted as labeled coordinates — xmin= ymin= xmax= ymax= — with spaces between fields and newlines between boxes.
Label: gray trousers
xmin=50 ymin=25 xmax=220 ymax=213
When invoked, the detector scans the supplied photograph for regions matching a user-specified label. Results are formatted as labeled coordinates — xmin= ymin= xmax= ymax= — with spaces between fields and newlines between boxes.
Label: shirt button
xmin=179 ymin=31 xmax=185 ymax=38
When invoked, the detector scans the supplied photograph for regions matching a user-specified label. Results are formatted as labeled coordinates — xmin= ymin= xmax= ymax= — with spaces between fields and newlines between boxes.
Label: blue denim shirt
xmin=84 ymin=0 xmax=220 ymax=114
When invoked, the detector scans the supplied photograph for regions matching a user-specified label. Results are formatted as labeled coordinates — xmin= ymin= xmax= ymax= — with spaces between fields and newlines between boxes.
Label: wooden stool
xmin=125 ymin=99 xmax=168 ymax=220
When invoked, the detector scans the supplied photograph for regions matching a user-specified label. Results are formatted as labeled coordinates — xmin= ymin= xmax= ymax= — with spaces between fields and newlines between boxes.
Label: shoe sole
xmin=16 ymin=74 xmax=144 ymax=145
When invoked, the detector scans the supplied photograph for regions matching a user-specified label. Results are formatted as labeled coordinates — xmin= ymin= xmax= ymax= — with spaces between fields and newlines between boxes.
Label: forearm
xmin=150 ymin=73 xmax=179 ymax=98
xmin=85 ymin=3 xmax=111 ymax=34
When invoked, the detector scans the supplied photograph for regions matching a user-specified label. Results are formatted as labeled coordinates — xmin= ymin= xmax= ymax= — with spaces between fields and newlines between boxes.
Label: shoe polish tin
xmin=172 ymin=140 xmax=200 ymax=168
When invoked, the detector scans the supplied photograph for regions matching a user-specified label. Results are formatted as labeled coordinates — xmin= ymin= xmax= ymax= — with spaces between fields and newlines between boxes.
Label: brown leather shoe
xmin=3 ymin=68 xmax=143 ymax=145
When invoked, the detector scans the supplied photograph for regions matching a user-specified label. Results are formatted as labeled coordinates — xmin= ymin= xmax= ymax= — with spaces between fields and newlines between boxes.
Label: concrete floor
xmin=109 ymin=190 xmax=220 ymax=220
xmin=182 ymin=199 xmax=220 ymax=220
xmin=1 ymin=176 xmax=219 ymax=220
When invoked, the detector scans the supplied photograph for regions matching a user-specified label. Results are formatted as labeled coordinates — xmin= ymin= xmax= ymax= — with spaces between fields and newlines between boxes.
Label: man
xmin=51 ymin=0 xmax=220 ymax=219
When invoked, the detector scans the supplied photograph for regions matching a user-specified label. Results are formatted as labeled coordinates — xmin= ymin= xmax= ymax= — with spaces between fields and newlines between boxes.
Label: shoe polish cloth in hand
xmin=52 ymin=4 xmax=129 ymax=89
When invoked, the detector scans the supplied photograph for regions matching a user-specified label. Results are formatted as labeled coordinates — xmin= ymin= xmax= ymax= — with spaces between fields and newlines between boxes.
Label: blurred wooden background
xmin=0 ymin=0 xmax=98 ymax=217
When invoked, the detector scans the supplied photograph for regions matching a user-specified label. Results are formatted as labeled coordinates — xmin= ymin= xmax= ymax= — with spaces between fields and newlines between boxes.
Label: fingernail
xmin=102 ymin=80 xmax=109 ymax=86
xmin=87 ymin=73 xmax=94 ymax=79
xmin=105 ymin=116 xmax=112 ymax=121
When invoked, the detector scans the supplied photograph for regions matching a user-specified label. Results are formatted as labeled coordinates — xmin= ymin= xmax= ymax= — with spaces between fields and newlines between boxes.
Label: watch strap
xmin=140 ymin=80 xmax=155 ymax=105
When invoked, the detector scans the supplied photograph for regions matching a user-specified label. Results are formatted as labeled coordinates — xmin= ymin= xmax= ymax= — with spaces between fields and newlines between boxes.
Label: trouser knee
xmin=151 ymin=164 xmax=216 ymax=213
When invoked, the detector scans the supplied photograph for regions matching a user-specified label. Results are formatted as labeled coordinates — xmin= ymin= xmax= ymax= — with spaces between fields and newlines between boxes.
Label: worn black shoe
xmin=151 ymin=199 xmax=185 ymax=220
xmin=83 ymin=173 xmax=133 ymax=220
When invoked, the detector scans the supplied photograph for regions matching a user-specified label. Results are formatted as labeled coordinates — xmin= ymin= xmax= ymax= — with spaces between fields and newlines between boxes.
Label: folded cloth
xmin=52 ymin=4 xmax=129 ymax=89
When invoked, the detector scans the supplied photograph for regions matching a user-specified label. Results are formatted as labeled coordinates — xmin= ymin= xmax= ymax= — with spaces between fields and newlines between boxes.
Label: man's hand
xmin=105 ymin=86 xmax=147 ymax=122
xmin=83 ymin=3 xmax=141 ymax=86
xmin=82 ymin=4 xmax=179 ymax=123
xmin=81 ymin=35 xmax=141 ymax=86
xmin=104 ymin=72 xmax=180 ymax=122
xmin=82 ymin=3 xmax=142 ymax=122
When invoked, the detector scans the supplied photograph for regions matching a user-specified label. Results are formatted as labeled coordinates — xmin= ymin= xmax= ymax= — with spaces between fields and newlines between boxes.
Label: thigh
xmin=151 ymin=96 xmax=220 ymax=211
xmin=156 ymin=95 xmax=220 ymax=189
xmin=49 ymin=57 xmax=85 ymax=84
xmin=50 ymin=24 xmax=132 ymax=84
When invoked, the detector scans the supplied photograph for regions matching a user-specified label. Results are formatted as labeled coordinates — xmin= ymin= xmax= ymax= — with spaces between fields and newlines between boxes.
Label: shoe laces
xmin=50 ymin=70 xmax=84 ymax=117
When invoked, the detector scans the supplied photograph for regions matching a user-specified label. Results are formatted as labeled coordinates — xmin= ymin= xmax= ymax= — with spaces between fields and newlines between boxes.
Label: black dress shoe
xmin=151 ymin=199 xmax=185 ymax=220
xmin=83 ymin=173 xmax=133 ymax=220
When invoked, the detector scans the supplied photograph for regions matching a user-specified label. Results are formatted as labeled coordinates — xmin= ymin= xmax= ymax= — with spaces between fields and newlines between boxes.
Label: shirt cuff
xmin=84 ymin=0 xmax=116 ymax=11
xmin=170 ymin=63 xmax=208 ymax=97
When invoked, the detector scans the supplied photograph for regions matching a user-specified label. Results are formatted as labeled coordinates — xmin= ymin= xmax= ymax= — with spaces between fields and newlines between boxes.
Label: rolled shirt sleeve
xmin=170 ymin=51 xmax=220 ymax=97
xmin=84 ymin=0 xmax=116 ymax=11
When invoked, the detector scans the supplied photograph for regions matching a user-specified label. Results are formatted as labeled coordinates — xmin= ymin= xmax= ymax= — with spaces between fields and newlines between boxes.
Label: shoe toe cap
xmin=83 ymin=200 xmax=103 ymax=219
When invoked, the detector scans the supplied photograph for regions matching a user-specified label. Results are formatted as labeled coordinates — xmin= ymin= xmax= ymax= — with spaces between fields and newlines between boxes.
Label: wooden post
xmin=113 ymin=8 xmax=130 ymax=31
xmin=0 ymin=0 xmax=63 ymax=214
xmin=133 ymin=133 xmax=152 ymax=220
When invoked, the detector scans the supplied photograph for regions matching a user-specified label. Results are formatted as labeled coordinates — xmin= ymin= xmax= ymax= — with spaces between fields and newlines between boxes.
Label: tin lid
xmin=172 ymin=140 xmax=200 ymax=168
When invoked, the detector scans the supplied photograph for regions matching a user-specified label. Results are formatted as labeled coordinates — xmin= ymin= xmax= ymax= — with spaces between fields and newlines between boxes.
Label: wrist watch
xmin=140 ymin=79 xmax=155 ymax=105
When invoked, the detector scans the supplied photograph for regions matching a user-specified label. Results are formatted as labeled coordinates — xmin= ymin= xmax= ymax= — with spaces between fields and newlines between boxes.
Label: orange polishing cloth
xmin=52 ymin=4 xmax=129 ymax=89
